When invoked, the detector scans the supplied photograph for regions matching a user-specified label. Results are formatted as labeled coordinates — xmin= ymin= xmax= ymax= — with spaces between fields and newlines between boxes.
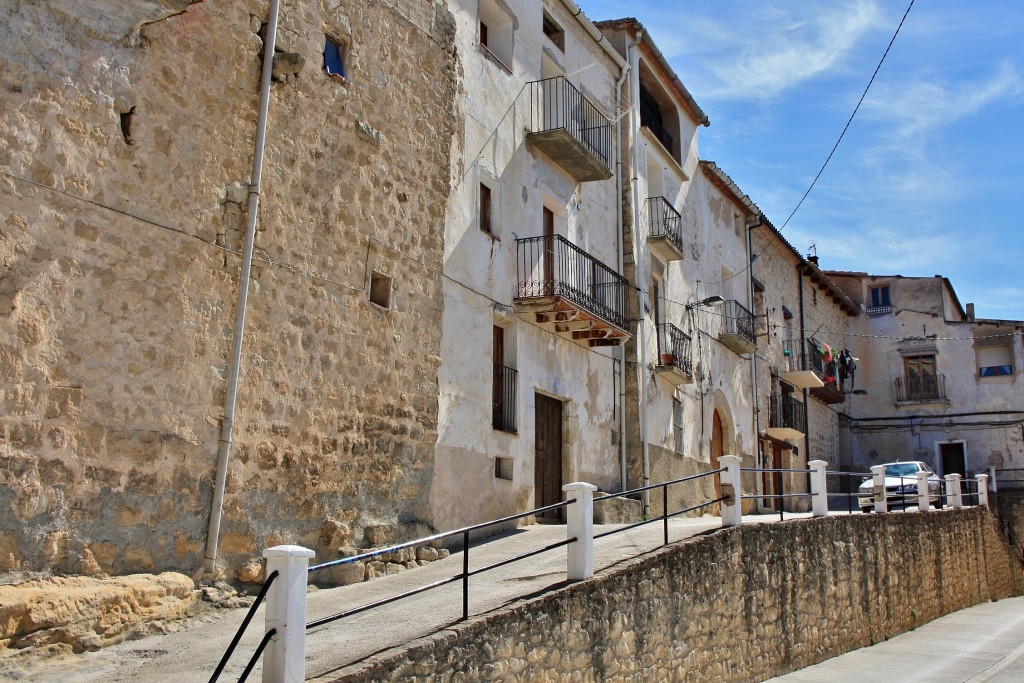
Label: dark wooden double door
xmin=534 ymin=393 xmax=563 ymax=522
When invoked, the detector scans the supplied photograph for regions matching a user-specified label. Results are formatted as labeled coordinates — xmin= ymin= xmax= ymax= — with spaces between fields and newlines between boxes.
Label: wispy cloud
xmin=863 ymin=60 xmax=1024 ymax=137
xmin=701 ymin=1 xmax=883 ymax=100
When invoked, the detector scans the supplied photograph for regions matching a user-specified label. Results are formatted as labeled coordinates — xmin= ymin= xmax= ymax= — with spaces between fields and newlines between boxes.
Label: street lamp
xmin=686 ymin=295 xmax=726 ymax=310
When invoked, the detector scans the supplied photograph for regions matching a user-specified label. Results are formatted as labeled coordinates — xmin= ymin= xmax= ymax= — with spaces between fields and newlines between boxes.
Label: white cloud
xmin=700 ymin=1 xmax=883 ymax=100
xmin=863 ymin=60 xmax=1024 ymax=137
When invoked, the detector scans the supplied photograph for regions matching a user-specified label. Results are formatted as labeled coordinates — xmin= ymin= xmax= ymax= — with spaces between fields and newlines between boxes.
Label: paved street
xmin=767 ymin=595 xmax=1024 ymax=682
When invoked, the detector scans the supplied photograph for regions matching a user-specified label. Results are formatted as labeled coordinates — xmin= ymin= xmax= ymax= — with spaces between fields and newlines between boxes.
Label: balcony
xmin=718 ymin=299 xmax=757 ymax=355
xmin=646 ymin=197 xmax=685 ymax=262
xmin=895 ymin=374 xmax=947 ymax=403
xmin=767 ymin=393 xmax=806 ymax=441
xmin=492 ymin=363 xmax=517 ymax=433
xmin=514 ymin=235 xmax=630 ymax=347
xmin=809 ymin=379 xmax=844 ymax=405
xmin=640 ymin=97 xmax=675 ymax=158
xmin=525 ymin=77 xmax=613 ymax=183
xmin=780 ymin=338 xmax=825 ymax=390
xmin=655 ymin=323 xmax=693 ymax=386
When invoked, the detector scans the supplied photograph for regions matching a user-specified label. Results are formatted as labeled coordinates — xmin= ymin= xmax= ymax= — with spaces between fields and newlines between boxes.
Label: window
xmin=479 ymin=183 xmax=493 ymax=235
xmin=369 ymin=271 xmax=392 ymax=308
xmin=323 ymin=36 xmax=346 ymax=82
xmin=902 ymin=355 xmax=940 ymax=401
xmin=492 ymin=325 xmax=517 ymax=432
xmin=978 ymin=344 xmax=1013 ymax=377
xmin=673 ymin=396 xmax=684 ymax=453
xmin=478 ymin=0 xmax=514 ymax=71
xmin=542 ymin=11 xmax=564 ymax=51
xmin=870 ymin=285 xmax=891 ymax=308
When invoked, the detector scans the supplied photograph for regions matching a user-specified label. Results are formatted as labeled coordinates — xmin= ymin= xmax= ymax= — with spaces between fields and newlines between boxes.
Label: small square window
xmin=369 ymin=271 xmax=392 ymax=308
xmin=323 ymin=36 xmax=346 ymax=82
xmin=479 ymin=183 xmax=493 ymax=235
xmin=542 ymin=12 xmax=564 ymax=51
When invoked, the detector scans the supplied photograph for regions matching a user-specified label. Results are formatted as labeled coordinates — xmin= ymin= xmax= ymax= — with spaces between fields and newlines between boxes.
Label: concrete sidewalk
xmin=766 ymin=595 xmax=1024 ymax=683
xmin=15 ymin=513 xmax=748 ymax=682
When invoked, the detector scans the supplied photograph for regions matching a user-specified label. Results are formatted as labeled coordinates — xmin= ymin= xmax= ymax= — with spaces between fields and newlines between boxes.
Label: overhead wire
xmin=702 ymin=0 xmax=916 ymax=288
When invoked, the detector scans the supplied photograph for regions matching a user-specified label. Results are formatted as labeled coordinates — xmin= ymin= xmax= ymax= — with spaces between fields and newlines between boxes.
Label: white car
xmin=858 ymin=461 xmax=942 ymax=512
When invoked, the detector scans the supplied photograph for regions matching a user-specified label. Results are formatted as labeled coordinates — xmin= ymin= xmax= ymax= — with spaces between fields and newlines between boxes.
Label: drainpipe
xmin=205 ymin=0 xmax=280 ymax=572
xmin=626 ymin=31 xmax=651 ymax=517
xmin=747 ymin=217 xmax=763 ymax=511
xmin=615 ymin=56 xmax=631 ymax=494
xmin=798 ymin=267 xmax=811 ymax=468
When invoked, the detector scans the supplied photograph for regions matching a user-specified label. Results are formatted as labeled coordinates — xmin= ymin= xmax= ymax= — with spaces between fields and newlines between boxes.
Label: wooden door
xmin=760 ymin=442 xmax=783 ymax=510
xmin=534 ymin=394 xmax=563 ymax=521
xmin=940 ymin=442 xmax=966 ymax=477
xmin=543 ymin=207 xmax=555 ymax=295
xmin=712 ymin=410 xmax=724 ymax=513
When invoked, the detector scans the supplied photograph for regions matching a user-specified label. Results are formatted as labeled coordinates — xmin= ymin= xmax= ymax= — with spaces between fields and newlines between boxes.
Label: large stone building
xmin=1 ymin=0 xmax=459 ymax=577
xmin=827 ymin=272 xmax=1024 ymax=477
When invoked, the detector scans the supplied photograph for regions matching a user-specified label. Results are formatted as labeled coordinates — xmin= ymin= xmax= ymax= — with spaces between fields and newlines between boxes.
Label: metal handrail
xmin=514 ymin=234 xmax=629 ymax=330
xmin=527 ymin=76 xmax=612 ymax=169
xmin=208 ymin=569 xmax=279 ymax=683
xmin=306 ymin=497 xmax=577 ymax=626
xmin=594 ymin=468 xmax=726 ymax=546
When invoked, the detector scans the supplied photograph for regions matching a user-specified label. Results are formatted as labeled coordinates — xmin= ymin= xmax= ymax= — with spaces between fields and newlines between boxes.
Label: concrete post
xmin=562 ymin=482 xmax=597 ymax=581
xmin=808 ymin=460 xmax=828 ymax=517
xmin=916 ymin=471 xmax=930 ymax=512
xmin=977 ymin=474 xmax=990 ymax=507
xmin=871 ymin=465 xmax=887 ymax=513
xmin=946 ymin=474 xmax=964 ymax=510
xmin=988 ymin=465 xmax=998 ymax=493
xmin=719 ymin=455 xmax=743 ymax=527
xmin=263 ymin=545 xmax=315 ymax=683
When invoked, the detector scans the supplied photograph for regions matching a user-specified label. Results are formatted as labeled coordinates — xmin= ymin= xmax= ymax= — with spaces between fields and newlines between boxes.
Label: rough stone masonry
xmin=0 ymin=0 xmax=458 ymax=578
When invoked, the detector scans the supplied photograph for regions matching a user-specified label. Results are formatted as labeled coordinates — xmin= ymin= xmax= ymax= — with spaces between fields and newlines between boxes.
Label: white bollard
xmin=808 ymin=460 xmax=829 ymax=517
xmin=977 ymin=474 xmax=990 ymax=507
xmin=562 ymin=482 xmax=597 ymax=581
xmin=916 ymin=471 xmax=930 ymax=512
xmin=719 ymin=455 xmax=743 ymax=527
xmin=946 ymin=474 xmax=964 ymax=509
xmin=871 ymin=465 xmax=888 ymax=513
xmin=263 ymin=545 xmax=315 ymax=683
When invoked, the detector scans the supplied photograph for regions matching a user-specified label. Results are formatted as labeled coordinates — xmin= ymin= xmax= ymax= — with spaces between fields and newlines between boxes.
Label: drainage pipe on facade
xmin=626 ymin=31 xmax=651 ymax=517
xmin=614 ymin=55 xmax=632 ymax=494
xmin=205 ymin=0 xmax=280 ymax=572
xmin=747 ymin=216 xmax=764 ymax=511
xmin=798 ymin=267 xmax=812 ymax=466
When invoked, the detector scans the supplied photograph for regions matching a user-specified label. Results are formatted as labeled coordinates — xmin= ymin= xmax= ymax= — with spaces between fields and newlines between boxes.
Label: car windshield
xmin=884 ymin=463 xmax=920 ymax=477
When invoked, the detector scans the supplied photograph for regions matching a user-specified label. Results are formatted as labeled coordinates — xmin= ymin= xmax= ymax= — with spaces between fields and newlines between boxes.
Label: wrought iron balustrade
xmin=656 ymin=323 xmax=693 ymax=376
xmin=527 ymin=77 xmax=612 ymax=171
xmin=492 ymin=363 xmax=518 ymax=432
xmin=895 ymin=374 xmax=946 ymax=402
xmin=646 ymin=196 xmax=685 ymax=254
xmin=769 ymin=393 xmax=806 ymax=434
xmin=514 ymin=234 xmax=629 ymax=331
xmin=639 ymin=97 xmax=675 ymax=154
xmin=782 ymin=338 xmax=825 ymax=377
xmin=720 ymin=299 xmax=756 ymax=348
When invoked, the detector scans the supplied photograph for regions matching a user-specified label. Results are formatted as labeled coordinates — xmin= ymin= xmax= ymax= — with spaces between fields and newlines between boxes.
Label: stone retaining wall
xmin=329 ymin=509 xmax=1024 ymax=682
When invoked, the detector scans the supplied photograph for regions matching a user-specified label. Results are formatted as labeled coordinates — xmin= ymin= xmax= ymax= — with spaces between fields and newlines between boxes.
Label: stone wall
xmin=331 ymin=509 xmax=1024 ymax=682
xmin=0 ymin=0 xmax=457 ymax=578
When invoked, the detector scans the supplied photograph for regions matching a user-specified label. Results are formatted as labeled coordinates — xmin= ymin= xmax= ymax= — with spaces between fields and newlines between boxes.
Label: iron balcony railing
xmin=639 ymin=97 xmax=675 ymax=155
xmin=514 ymin=234 xmax=629 ymax=331
xmin=527 ymin=77 xmax=612 ymax=170
xmin=656 ymin=323 xmax=693 ymax=376
xmin=769 ymin=393 xmax=806 ymax=434
xmin=492 ymin=363 xmax=517 ymax=433
xmin=646 ymin=196 xmax=685 ymax=254
xmin=720 ymin=299 xmax=756 ymax=347
xmin=782 ymin=338 xmax=825 ymax=377
xmin=895 ymin=374 xmax=946 ymax=402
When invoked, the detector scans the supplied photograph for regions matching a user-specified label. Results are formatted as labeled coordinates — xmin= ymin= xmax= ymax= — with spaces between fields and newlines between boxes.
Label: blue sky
xmin=583 ymin=0 xmax=1024 ymax=321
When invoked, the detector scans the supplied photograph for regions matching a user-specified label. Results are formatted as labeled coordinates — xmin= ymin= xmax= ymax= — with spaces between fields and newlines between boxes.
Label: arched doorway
xmin=712 ymin=409 xmax=724 ymax=514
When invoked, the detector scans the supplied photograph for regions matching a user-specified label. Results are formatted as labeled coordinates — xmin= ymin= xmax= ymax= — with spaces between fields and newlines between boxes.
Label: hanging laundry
xmin=838 ymin=349 xmax=857 ymax=391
